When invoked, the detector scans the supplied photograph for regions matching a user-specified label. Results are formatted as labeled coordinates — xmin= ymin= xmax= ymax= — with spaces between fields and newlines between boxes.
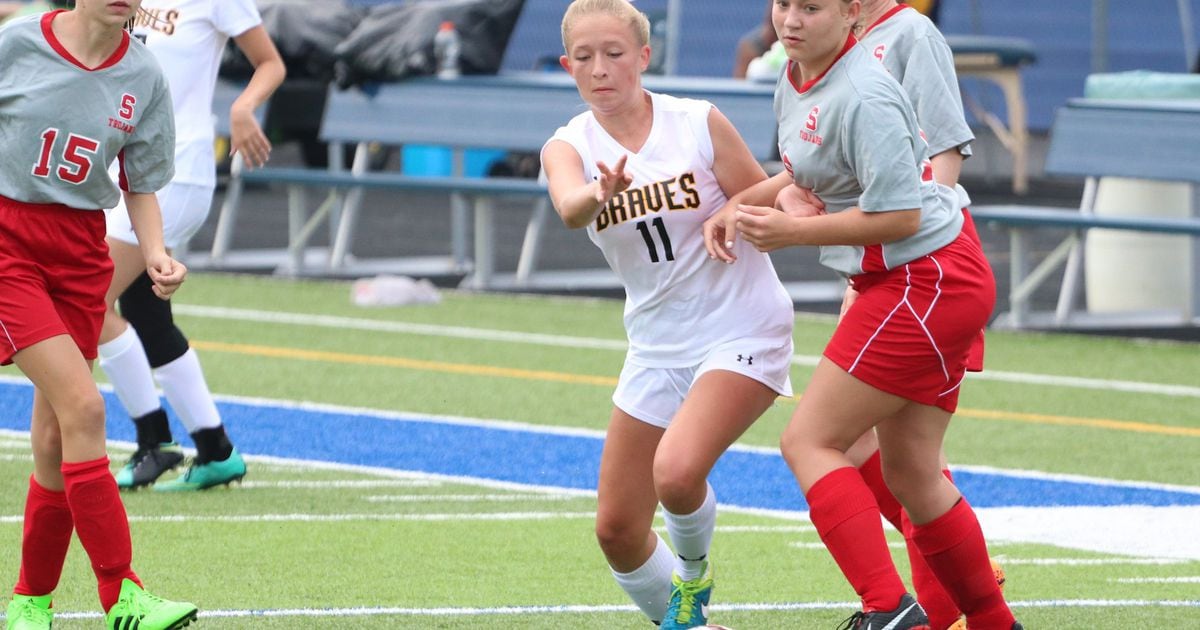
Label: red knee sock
xmin=807 ymin=467 xmax=907 ymax=612
xmin=62 ymin=457 xmax=141 ymax=611
xmin=910 ymin=498 xmax=1014 ymax=630
xmin=856 ymin=450 xmax=903 ymax=531
xmin=14 ymin=476 xmax=74 ymax=597
xmin=859 ymin=450 xmax=963 ymax=628
xmin=903 ymin=510 xmax=961 ymax=630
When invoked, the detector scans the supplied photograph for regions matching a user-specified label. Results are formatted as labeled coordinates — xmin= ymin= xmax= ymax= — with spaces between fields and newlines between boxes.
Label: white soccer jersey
xmin=774 ymin=37 xmax=962 ymax=277
xmin=129 ymin=0 xmax=261 ymax=186
xmin=545 ymin=91 xmax=793 ymax=368
xmin=0 ymin=12 xmax=174 ymax=210
xmin=860 ymin=4 xmax=973 ymax=207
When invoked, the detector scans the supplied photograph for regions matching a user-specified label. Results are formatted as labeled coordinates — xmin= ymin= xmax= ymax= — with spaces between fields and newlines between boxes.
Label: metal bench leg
xmin=329 ymin=142 xmax=371 ymax=269
xmin=515 ymin=197 xmax=552 ymax=284
xmin=450 ymin=192 xmax=470 ymax=273
xmin=462 ymin=195 xmax=495 ymax=290
xmin=210 ymin=153 xmax=246 ymax=263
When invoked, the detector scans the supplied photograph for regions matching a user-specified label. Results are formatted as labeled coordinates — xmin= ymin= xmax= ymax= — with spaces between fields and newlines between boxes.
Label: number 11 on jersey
xmin=635 ymin=216 xmax=674 ymax=263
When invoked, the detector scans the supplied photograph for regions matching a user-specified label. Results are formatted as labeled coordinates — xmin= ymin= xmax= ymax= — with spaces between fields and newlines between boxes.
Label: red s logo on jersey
xmin=805 ymin=106 xmax=820 ymax=132
xmin=874 ymin=45 xmax=886 ymax=61
xmin=118 ymin=94 xmax=136 ymax=121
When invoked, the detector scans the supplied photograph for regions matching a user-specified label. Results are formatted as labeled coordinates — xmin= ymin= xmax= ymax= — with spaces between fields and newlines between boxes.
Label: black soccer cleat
xmin=837 ymin=593 xmax=930 ymax=630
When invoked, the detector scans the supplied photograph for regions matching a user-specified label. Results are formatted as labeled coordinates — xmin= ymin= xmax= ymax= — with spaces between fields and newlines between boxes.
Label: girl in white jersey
xmin=0 ymin=2 xmax=196 ymax=628
xmin=97 ymin=0 xmax=284 ymax=492
xmin=704 ymin=2 xmax=1019 ymax=629
xmin=541 ymin=1 xmax=795 ymax=627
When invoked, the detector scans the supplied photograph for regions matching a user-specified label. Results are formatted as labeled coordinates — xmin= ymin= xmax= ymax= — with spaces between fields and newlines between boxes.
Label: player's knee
xmin=595 ymin=512 xmax=644 ymax=558
xmin=119 ymin=273 xmax=189 ymax=367
xmin=652 ymin=455 xmax=704 ymax=509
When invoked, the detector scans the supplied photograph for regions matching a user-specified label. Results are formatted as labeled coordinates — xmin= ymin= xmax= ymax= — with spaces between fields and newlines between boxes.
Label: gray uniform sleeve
xmin=119 ymin=72 xmax=175 ymax=194
xmin=902 ymin=34 xmax=974 ymax=158
xmin=844 ymin=97 xmax=924 ymax=213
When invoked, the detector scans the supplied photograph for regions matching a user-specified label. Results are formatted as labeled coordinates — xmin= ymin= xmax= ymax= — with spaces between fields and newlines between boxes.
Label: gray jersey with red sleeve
xmin=0 ymin=12 xmax=174 ymax=210
xmin=859 ymin=5 xmax=973 ymax=159
xmin=773 ymin=38 xmax=962 ymax=276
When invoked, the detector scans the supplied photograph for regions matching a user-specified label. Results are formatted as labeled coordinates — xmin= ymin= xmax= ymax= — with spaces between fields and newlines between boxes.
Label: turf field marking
xmin=1111 ymin=577 xmax=1200 ymax=583
xmin=998 ymin=558 xmax=1192 ymax=566
xmin=239 ymin=479 xmax=442 ymax=489
xmin=0 ymin=512 xmax=599 ymax=525
xmin=0 ymin=453 xmax=32 ymax=462
xmin=184 ymin=340 xmax=1200 ymax=438
xmin=176 ymin=305 xmax=1200 ymax=398
xmin=34 ymin=598 xmax=1200 ymax=622
xmin=192 ymin=340 xmax=617 ymax=386
xmin=362 ymin=493 xmax=581 ymax=502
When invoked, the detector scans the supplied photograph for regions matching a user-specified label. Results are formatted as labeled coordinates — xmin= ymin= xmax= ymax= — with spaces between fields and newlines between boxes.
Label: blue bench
xmin=971 ymin=98 xmax=1200 ymax=329
xmin=946 ymin=34 xmax=1038 ymax=195
xmin=197 ymin=72 xmax=832 ymax=296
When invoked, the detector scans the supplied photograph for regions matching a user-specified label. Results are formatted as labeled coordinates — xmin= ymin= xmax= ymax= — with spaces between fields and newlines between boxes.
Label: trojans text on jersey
xmin=594 ymin=173 xmax=700 ymax=232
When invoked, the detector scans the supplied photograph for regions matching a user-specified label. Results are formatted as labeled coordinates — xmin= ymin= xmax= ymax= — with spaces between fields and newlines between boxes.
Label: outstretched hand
xmin=594 ymin=155 xmax=632 ymax=205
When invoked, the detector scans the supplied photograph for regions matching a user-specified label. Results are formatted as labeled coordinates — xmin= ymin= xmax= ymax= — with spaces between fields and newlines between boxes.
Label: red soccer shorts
xmin=825 ymin=230 xmax=996 ymax=412
xmin=0 ymin=195 xmax=112 ymax=365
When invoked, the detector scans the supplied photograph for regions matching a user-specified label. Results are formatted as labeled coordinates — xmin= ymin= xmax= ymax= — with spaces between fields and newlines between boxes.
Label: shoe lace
xmin=119 ymin=586 xmax=167 ymax=618
xmin=836 ymin=611 xmax=866 ymax=630
xmin=666 ymin=579 xmax=706 ymax=624
xmin=12 ymin=599 xmax=52 ymax=624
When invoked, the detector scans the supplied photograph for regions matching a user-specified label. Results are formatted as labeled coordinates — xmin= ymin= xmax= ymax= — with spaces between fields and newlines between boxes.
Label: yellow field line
xmin=193 ymin=340 xmax=1198 ymax=438
xmin=193 ymin=340 xmax=617 ymax=387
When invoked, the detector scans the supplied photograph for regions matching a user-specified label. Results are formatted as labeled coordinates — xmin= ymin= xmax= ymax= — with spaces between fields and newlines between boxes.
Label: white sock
xmin=153 ymin=349 xmax=221 ymax=433
xmin=611 ymin=533 xmax=674 ymax=624
xmin=97 ymin=326 xmax=161 ymax=418
xmin=664 ymin=483 xmax=717 ymax=581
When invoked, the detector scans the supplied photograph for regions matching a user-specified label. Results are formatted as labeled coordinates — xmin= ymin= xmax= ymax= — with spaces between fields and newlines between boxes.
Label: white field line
xmin=362 ymin=493 xmax=582 ymax=503
xmin=1 ymin=429 xmax=1197 ymax=559
xmin=173 ymin=305 xmax=1200 ymax=398
xmin=0 ymin=512 xmax=598 ymax=525
xmin=0 ymin=453 xmax=32 ymax=462
xmin=997 ymin=558 xmax=1193 ymax=566
xmin=1113 ymin=577 xmax=1200 ymax=583
xmin=37 ymin=598 xmax=1200 ymax=621
xmin=240 ymin=480 xmax=441 ymax=489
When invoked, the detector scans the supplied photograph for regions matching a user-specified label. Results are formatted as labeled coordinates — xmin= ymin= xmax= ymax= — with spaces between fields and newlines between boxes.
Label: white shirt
xmin=130 ymin=0 xmax=261 ymax=186
xmin=545 ymin=91 xmax=794 ymax=367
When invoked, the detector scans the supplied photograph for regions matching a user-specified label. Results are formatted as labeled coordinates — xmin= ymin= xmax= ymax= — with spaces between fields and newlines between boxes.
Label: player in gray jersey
xmin=543 ymin=1 xmax=795 ymax=627
xmin=0 ymin=3 xmax=197 ymax=629
xmin=848 ymin=3 xmax=1000 ymax=628
xmin=703 ymin=1 xmax=1019 ymax=629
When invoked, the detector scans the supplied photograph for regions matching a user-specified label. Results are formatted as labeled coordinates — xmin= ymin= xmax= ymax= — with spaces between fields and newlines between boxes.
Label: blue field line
xmin=2 ymin=380 xmax=1198 ymax=510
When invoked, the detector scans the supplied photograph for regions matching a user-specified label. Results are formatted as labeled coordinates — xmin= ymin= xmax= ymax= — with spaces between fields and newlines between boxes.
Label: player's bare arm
xmin=544 ymin=141 xmax=631 ymax=229
xmin=123 ymin=191 xmax=187 ymax=298
xmin=702 ymin=170 xmax=791 ymax=262
xmin=707 ymin=107 xmax=767 ymax=199
xmin=735 ymin=204 xmax=920 ymax=252
xmin=229 ymin=25 xmax=285 ymax=169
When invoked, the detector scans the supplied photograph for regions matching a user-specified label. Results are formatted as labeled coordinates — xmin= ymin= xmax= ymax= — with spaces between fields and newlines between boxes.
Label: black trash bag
xmin=220 ymin=0 xmax=367 ymax=83
xmin=332 ymin=0 xmax=525 ymax=89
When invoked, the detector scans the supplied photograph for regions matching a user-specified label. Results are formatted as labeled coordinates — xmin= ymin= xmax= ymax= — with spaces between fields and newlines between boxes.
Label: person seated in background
xmin=732 ymin=1 xmax=776 ymax=78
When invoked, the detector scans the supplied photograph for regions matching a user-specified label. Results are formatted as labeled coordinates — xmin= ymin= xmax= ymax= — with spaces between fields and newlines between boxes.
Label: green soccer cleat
xmin=154 ymin=449 xmax=246 ymax=492
xmin=5 ymin=594 xmax=53 ymax=630
xmin=116 ymin=443 xmax=185 ymax=490
xmin=661 ymin=562 xmax=714 ymax=629
xmin=105 ymin=579 xmax=197 ymax=630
